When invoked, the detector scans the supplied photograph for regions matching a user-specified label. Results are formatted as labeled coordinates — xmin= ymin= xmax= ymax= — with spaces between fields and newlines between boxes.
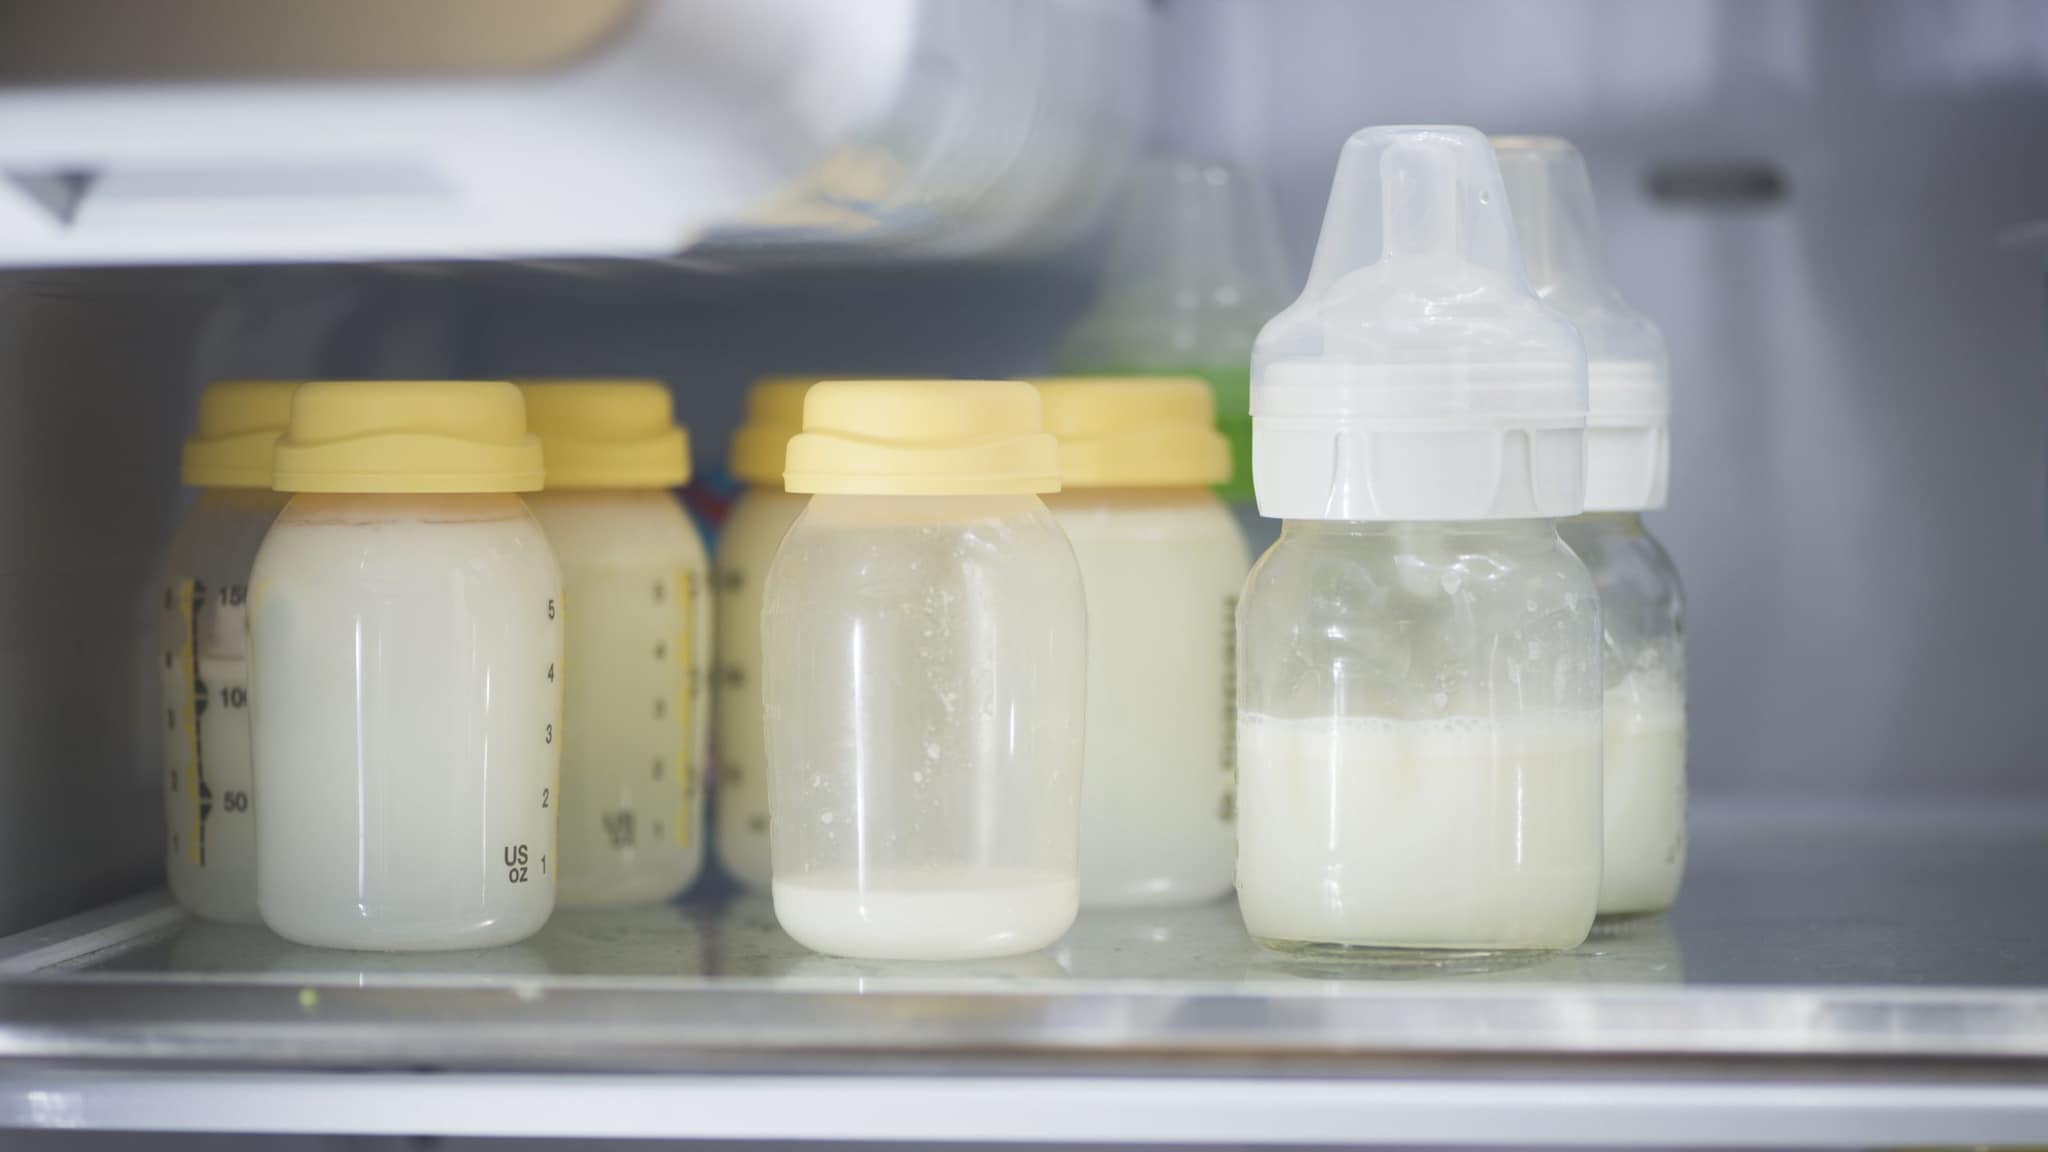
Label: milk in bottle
xmin=524 ymin=379 xmax=711 ymax=906
xmin=1236 ymin=127 xmax=1603 ymax=957
xmin=160 ymin=379 xmax=296 ymax=924
xmin=1496 ymin=136 xmax=1688 ymax=918
xmin=249 ymin=381 xmax=562 ymax=951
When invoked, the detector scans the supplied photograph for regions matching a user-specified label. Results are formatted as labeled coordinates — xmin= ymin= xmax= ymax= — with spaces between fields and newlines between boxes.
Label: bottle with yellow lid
xmin=521 ymin=380 xmax=711 ymax=907
xmin=761 ymin=380 xmax=1086 ymax=959
xmin=247 ymin=381 xmax=563 ymax=951
xmin=1054 ymin=156 xmax=1295 ymax=557
xmin=160 ymin=379 xmax=298 ymax=924
xmin=1036 ymin=377 xmax=1249 ymax=909
xmin=710 ymin=376 xmax=815 ymax=890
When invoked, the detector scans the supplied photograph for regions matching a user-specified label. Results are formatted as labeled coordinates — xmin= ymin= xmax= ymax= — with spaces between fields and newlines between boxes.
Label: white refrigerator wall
xmin=1 ymin=0 xmax=2047 ymax=935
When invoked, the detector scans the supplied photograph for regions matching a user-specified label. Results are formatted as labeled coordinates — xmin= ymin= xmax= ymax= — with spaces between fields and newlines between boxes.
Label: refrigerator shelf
xmin=0 ymin=800 xmax=2043 ymax=1144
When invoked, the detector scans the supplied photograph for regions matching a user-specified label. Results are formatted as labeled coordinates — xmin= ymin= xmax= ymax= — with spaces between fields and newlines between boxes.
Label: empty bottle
xmin=762 ymin=380 xmax=1086 ymax=960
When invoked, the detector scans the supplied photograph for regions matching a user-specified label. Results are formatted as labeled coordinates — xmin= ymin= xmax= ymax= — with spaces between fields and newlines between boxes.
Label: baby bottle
xmin=1054 ymin=156 xmax=1294 ymax=557
xmin=1035 ymin=377 xmax=1248 ymax=908
xmin=712 ymin=376 xmax=813 ymax=891
xmin=248 ymin=381 xmax=563 ymax=951
xmin=1236 ymin=126 xmax=1604 ymax=958
xmin=761 ymin=380 xmax=1087 ymax=960
xmin=1496 ymin=136 xmax=1687 ymax=919
xmin=160 ymin=379 xmax=296 ymax=924
xmin=523 ymin=380 xmax=711 ymax=907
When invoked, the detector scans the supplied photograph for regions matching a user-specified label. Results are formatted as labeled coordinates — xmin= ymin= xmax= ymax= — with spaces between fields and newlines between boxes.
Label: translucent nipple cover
xmin=1495 ymin=135 xmax=1670 ymax=510
xmin=1251 ymin=126 xmax=1586 ymax=522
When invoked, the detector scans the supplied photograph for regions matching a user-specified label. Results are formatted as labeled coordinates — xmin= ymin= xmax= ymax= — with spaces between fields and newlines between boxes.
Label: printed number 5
xmin=547 ymin=598 xmax=556 ymax=620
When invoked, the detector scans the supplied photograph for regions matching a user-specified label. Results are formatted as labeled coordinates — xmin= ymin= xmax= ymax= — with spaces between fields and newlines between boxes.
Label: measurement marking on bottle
xmin=169 ymin=579 xmax=208 ymax=865
xmin=673 ymin=566 xmax=698 ymax=847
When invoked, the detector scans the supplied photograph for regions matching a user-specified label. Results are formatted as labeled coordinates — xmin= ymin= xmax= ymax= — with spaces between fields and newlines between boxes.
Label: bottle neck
xmin=1570 ymin=509 xmax=1647 ymax=534
xmin=1278 ymin=518 xmax=1561 ymax=544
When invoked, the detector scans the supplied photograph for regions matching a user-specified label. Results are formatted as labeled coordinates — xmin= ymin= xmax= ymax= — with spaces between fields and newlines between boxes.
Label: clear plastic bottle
xmin=248 ymin=381 xmax=562 ymax=951
xmin=1054 ymin=156 xmax=1294 ymax=557
xmin=712 ymin=377 xmax=813 ymax=891
xmin=1497 ymin=136 xmax=1688 ymax=919
xmin=160 ymin=380 xmax=296 ymax=924
xmin=523 ymin=380 xmax=711 ymax=907
xmin=762 ymin=380 xmax=1086 ymax=960
xmin=1035 ymin=376 xmax=1248 ymax=908
xmin=1238 ymin=126 xmax=1603 ymax=958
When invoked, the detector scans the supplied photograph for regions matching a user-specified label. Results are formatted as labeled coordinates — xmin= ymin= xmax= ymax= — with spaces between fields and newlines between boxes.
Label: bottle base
xmin=1079 ymin=880 xmax=1235 ymax=912
xmin=1252 ymin=935 xmax=1565 ymax=973
xmin=259 ymin=899 xmax=554 ymax=953
xmin=773 ymin=870 xmax=1077 ymax=961
xmin=1590 ymin=906 xmax=1670 ymax=934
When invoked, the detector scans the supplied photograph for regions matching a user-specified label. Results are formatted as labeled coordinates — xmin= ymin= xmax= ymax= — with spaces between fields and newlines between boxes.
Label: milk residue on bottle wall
xmin=763 ymin=381 xmax=1086 ymax=961
xmin=765 ymin=498 xmax=1088 ymax=960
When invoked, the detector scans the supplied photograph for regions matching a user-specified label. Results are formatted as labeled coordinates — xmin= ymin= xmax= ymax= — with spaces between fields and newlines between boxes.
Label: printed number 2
xmin=541 ymin=787 xmax=550 ymax=809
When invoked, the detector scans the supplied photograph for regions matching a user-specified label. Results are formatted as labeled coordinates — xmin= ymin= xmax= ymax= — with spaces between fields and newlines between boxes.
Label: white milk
xmin=1599 ymin=683 xmax=1687 ymax=916
xmin=1236 ymin=711 xmax=1602 ymax=953
xmin=773 ymin=869 xmax=1078 ymax=960
xmin=711 ymin=487 xmax=807 ymax=890
xmin=529 ymin=490 xmax=711 ymax=906
xmin=249 ymin=494 xmax=562 ymax=951
xmin=1048 ymin=494 xmax=1246 ymax=908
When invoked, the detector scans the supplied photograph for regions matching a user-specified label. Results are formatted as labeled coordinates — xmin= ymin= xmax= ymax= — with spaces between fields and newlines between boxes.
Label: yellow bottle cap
xmin=728 ymin=376 xmax=815 ymax=486
xmin=181 ymin=379 xmax=300 ymax=489
xmin=1034 ymin=376 xmax=1232 ymax=488
xmin=272 ymin=380 xmax=545 ymax=494
xmin=521 ymin=379 xmax=691 ymax=489
xmin=784 ymin=379 xmax=1060 ymax=496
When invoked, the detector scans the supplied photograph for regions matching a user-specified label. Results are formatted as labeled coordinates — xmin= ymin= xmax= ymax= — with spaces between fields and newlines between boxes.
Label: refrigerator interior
xmin=0 ymin=0 xmax=2045 ymax=1145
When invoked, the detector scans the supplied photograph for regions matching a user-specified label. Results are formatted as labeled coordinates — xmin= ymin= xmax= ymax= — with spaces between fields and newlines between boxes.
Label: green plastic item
xmin=1055 ymin=157 xmax=1292 ymax=506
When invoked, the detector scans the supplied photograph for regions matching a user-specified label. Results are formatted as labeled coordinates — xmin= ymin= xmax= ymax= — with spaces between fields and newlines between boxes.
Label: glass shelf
xmin=1 ymin=800 xmax=2044 ymax=1144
